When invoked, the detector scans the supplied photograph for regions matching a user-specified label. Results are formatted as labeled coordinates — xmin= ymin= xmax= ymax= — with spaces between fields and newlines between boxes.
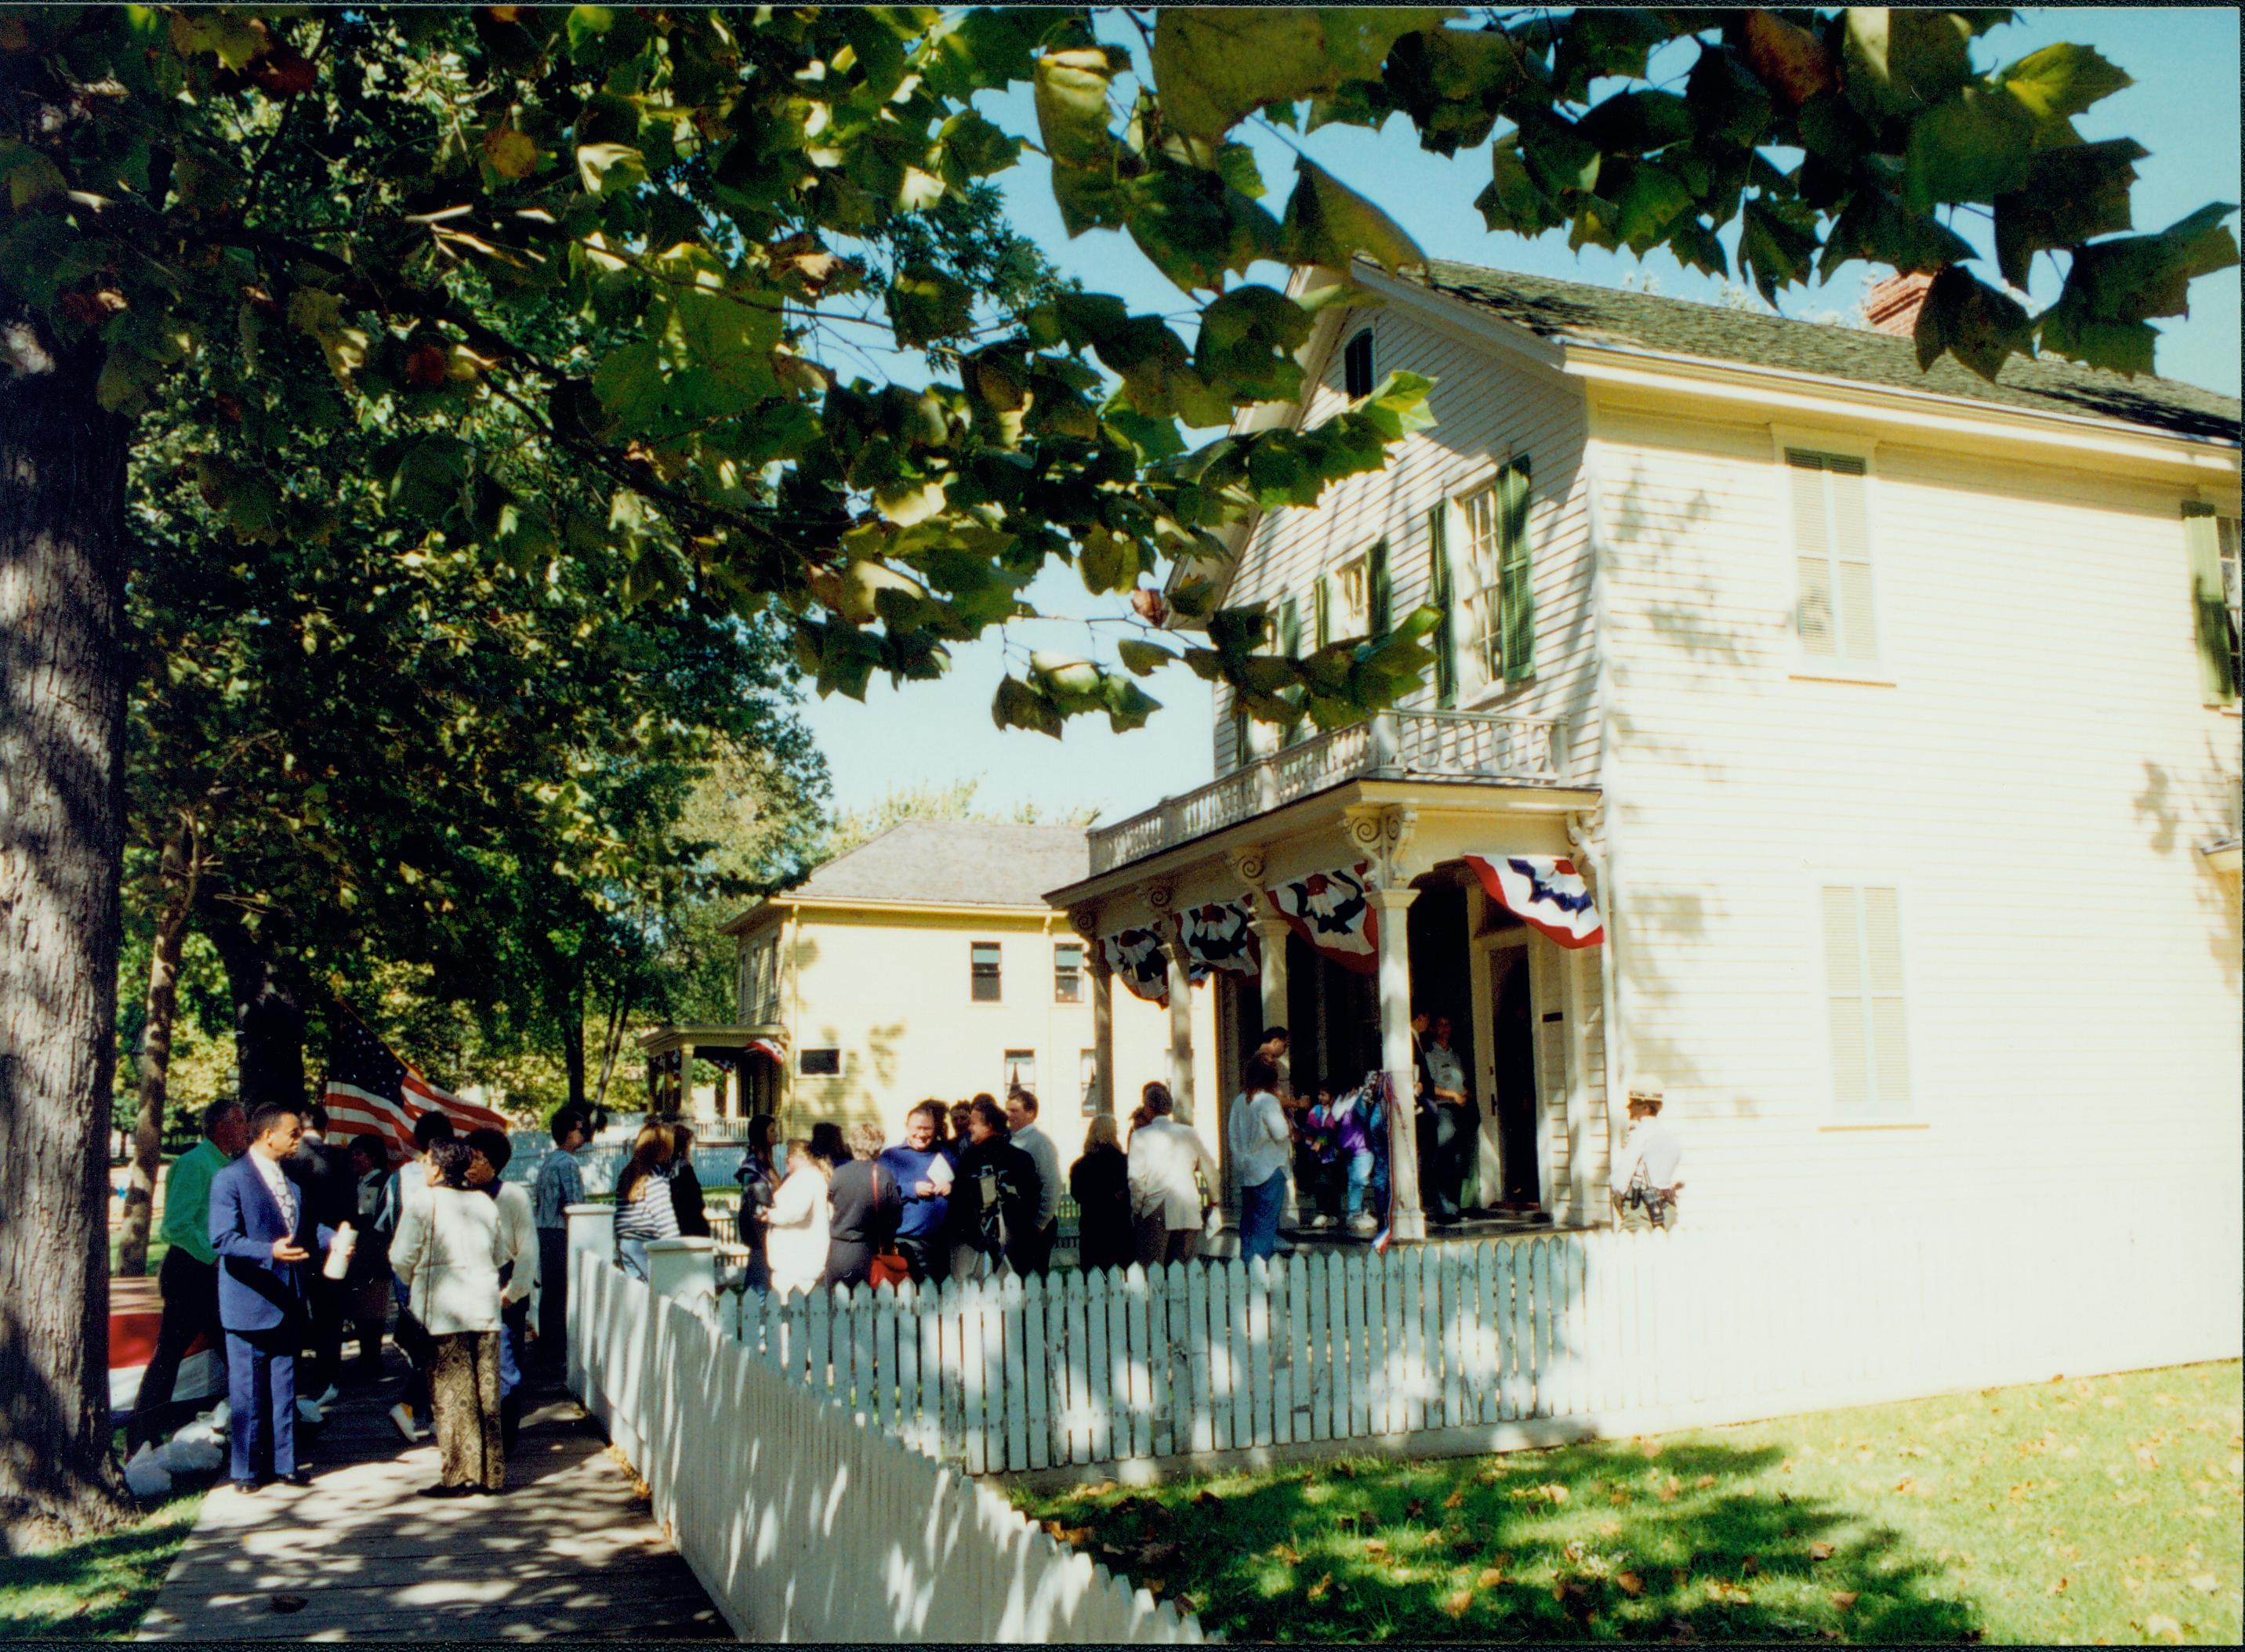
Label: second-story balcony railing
xmin=1087 ymin=708 xmax=1581 ymax=875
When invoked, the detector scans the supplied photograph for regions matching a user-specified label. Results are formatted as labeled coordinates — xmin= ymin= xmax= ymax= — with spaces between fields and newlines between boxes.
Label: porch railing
xmin=1088 ymin=708 xmax=1576 ymax=875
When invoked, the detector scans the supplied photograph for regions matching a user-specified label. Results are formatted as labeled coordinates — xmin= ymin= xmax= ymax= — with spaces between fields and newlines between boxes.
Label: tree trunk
xmin=590 ymin=976 xmax=633 ymax=1114
xmin=115 ymin=821 xmax=200 ymax=1278
xmin=0 ymin=334 xmax=132 ymax=1539
xmin=201 ymin=909 xmax=308 ymax=1116
xmin=560 ymin=971 xmax=586 ymax=1113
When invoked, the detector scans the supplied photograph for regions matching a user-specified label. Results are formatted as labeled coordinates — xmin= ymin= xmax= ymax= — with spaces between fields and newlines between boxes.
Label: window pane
xmin=972 ymin=941 xmax=1001 ymax=1002
xmin=1004 ymin=1050 xmax=1035 ymax=1093
xmin=1055 ymin=944 xmax=1084 ymax=1003
xmin=1080 ymin=1049 xmax=1098 ymax=1114
xmin=800 ymin=1048 xmax=840 ymax=1076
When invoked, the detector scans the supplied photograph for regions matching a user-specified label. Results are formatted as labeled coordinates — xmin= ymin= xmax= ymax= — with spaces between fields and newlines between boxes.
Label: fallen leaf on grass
xmin=2145 ymin=1614 xmax=2184 ymax=1643
xmin=1363 ymin=1538 xmax=1392 ymax=1560
xmin=1478 ymin=1567 xmax=1507 ymax=1589
xmin=1830 ymin=1590 xmax=1859 ymax=1610
xmin=1808 ymin=1541 xmax=1834 ymax=1561
xmin=1617 ymin=1571 xmax=1646 ymax=1596
xmin=1598 ymin=1520 xmax=1623 ymax=1538
xmin=1695 ymin=1473 xmax=1716 ymax=1489
xmin=1306 ymin=1573 xmax=1332 ymax=1602
xmin=1641 ymin=1437 xmax=1664 ymax=1458
xmin=1656 ymin=1476 xmax=1681 ymax=1503
xmin=1706 ymin=1580 xmax=1753 ymax=1606
xmin=2047 ymin=1577 xmax=2069 ymax=1595
xmin=2189 ymin=1573 xmax=2219 ymax=1592
xmin=1442 ymin=1589 xmax=1473 ymax=1618
xmin=1268 ymin=1541 xmax=1302 ymax=1566
xmin=1443 ymin=1486 xmax=1466 ymax=1510
xmin=1511 ymin=1482 xmax=1569 ymax=1504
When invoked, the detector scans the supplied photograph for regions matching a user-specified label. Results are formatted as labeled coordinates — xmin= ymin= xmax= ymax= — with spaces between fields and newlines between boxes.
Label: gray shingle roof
xmin=1412 ymin=259 xmax=2240 ymax=444
xmin=778 ymin=820 xmax=1089 ymax=910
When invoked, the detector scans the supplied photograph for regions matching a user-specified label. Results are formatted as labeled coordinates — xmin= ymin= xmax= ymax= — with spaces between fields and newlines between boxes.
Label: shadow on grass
xmin=1032 ymin=1438 xmax=1982 ymax=1643
xmin=0 ymin=1495 xmax=199 ymax=1642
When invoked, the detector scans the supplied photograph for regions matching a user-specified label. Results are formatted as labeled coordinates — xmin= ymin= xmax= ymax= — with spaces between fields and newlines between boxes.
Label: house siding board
xmin=1218 ymin=305 xmax=1598 ymax=777
xmin=1595 ymin=398 xmax=2243 ymax=1227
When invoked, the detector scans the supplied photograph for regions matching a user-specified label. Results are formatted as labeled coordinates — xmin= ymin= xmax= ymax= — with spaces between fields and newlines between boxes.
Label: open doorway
xmin=1485 ymin=935 xmax=1541 ymax=1208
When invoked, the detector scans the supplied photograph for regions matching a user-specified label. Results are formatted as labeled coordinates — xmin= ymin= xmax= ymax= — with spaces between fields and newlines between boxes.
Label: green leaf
xmin=1101 ymin=410 xmax=1185 ymax=462
xmin=1997 ymin=42 xmax=2133 ymax=135
xmin=992 ymin=675 xmax=1064 ymax=737
xmin=1739 ymin=197 xmax=1820 ymax=303
xmin=1193 ymin=284 xmax=1314 ymax=402
xmin=1125 ymin=161 xmax=1284 ymax=294
xmin=1991 ymin=139 xmax=2143 ymax=290
xmin=1034 ymin=46 xmax=1120 ymax=166
xmin=1474 ymin=133 xmax=1558 ymax=235
xmin=576 ymin=142 xmax=647 ymax=197
xmin=1512 ymin=107 xmax=1603 ymax=197
xmin=2038 ymin=201 xmax=2240 ymax=374
xmin=1609 ymin=161 xmax=1696 ymax=252
xmin=1152 ymin=9 xmax=1450 ymax=139
xmin=1281 ymin=157 xmax=1426 ymax=275
xmin=1904 ymin=86 xmax=2036 ymax=211
xmin=1913 ymin=265 xmax=2031 ymax=379
xmin=874 ymin=478 xmax=946 ymax=527
xmin=1076 ymin=526 xmax=1138 ymax=595
xmin=0 ymin=141 xmax=66 ymax=211
xmin=1841 ymin=9 xmax=1977 ymax=119
xmin=886 ymin=263 xmax=975 ymax=347
xmin=1101 ymin=673 xmax=1161 ymax=733
xmin=1576 ymin=91 xmax=1694 ymax=156
xmin=1686 ymin=45 xmax=1775 ymax=150
xmin=565 ymin=6 xmax=615 ymax=56
xmin=1819 ymin=187 xmax=1975 ymax=279
xmin=1117 ymin=638 xmax=1177 ymax=676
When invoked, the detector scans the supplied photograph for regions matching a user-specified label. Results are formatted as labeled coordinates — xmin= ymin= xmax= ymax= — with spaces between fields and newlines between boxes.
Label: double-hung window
xmin=1343 ymin=329 xmax=1375 ymax=399
xmin=1003 ymin=1050 xmax=1036 ymax=1094
xmin=1054 ymin=943 xmax=1085 ymax=1004
xmin=1820 ymin=884 xmax=1912 ymax=1118
xmin=1456 ymin=457 xmax=1535 ymax=692
xmin=1329 ymin=552 xmax=1370 ymax=640
xmin=1787 ymin=448 xmax=1878 ymax=665
xmin=2182 ymin=504 xmax=2240 ymax=705
xmin=970 ymin=941 xmax=1002 ymax=1002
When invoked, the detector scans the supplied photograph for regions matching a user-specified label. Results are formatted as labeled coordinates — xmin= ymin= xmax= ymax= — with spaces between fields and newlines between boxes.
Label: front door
xmin=1485 ymin=938 xmax=1540 ymax=1207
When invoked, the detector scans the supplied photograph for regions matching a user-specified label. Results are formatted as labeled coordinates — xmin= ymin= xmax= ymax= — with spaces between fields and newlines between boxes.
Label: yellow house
xmin=657 ymin=821 xmax=1219 ymax=1167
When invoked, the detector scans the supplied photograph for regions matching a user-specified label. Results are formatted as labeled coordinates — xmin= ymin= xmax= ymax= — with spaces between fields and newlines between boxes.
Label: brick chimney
xmin=1864 ymin=271 xmax=1933 ymax=337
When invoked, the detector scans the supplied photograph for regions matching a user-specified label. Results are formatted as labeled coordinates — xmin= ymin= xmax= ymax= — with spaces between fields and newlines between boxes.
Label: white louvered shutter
xmin=1821 ymin=886 xmax=1869 ymax=1110
xmin=1790 ymin=451 xmax=1876 ymax=662
xmin=1822 ymin=883 xmax=1911 ymax=1114
xmin=1792 ymin=454 xmax=1837 ymax=658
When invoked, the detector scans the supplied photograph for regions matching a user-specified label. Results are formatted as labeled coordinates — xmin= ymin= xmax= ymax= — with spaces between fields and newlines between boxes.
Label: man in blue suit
xmin=209 ymin=1101 xmax=335 ymax=1491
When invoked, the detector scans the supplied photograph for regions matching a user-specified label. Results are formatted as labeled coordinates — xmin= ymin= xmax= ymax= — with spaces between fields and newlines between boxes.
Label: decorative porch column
xmin=1347 ymin=802 xmax=1428 ymax=1244
xmin=1161 ymin=933 xmax=1196 ymax=1126
xmin=1075 ymin=904 xmax=1115 ymax=1117
xmin=1227 ymin=846 xmax=1289 ymax=1092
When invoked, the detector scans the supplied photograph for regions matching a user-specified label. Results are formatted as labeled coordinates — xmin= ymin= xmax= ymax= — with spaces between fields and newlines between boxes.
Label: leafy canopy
xmin=4 ymin=5 xmax=2233 ymax=741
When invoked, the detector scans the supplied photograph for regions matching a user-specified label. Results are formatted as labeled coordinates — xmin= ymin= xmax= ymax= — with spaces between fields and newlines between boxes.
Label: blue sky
xmin=800 ymin=8 xmax=2243 ymax=824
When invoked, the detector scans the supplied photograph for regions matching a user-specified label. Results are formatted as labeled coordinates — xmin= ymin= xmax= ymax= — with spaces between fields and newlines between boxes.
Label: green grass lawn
xmin=1016 ymin=1360 xmax=2243 ymax=1644
xmin=0 ymin=1490 xmax=201 ymax=1641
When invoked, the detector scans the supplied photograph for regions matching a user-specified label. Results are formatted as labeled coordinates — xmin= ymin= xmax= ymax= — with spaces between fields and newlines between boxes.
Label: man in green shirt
xmin=127 ymin=1097 xmax=248 ymax=1451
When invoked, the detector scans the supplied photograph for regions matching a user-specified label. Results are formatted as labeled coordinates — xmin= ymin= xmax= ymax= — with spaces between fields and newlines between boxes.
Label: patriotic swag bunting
xmin=1173 ymin=899 xmax=1260 ymax=976
xmin=1465 ymin=853 xmax=1605 ymax=949
xmin=1101 ymin=928 xmax=1173 ymax=1005
xmin=1264 ymin=861 xmax=1380 ymax=974
xmin=324 ymin=1005 xmax=509 ymax=1159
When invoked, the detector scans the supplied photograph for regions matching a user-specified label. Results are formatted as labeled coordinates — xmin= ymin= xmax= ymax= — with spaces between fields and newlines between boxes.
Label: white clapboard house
xmin=1048 ymin=258 xmax=2243 ymax=1250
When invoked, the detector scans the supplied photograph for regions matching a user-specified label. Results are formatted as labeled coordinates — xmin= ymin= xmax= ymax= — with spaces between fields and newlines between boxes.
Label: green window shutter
xmin=1231 ymin=702 xmax=1253 ymax=769
xmin=1368 ymin=536 xmax=1392 ymax=637
xmin=1276 ymin=592 xmax=1304 ymax=744
xmin=1498 ymin=456 xmax=1536 ymax=683
xmin=1313 ymin=576 xmax=1330 ymax=650
xmin=1428 ymin=503 xmax=1456 ymax=708
xmin=2183 ymin=505 xmax=2236 ymax=703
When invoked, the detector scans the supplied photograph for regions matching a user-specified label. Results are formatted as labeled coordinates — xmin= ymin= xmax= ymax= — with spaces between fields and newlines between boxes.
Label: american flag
xmin=323 ymin=1006 xmax=507 ymax=1159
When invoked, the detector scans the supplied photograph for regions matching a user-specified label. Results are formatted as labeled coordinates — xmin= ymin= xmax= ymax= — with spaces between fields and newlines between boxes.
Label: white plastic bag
xmin=124 ymin=1442 xmax=174 ymax=1498
xmin=172 ymin=1416 xmax=226 ymax=1454
xmin=202 ymin=1399 xmax=230 ymax=1432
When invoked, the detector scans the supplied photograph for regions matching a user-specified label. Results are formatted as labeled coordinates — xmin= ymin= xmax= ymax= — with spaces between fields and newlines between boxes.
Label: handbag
xmin=866 ymin=1163 xmax=911 ymax=1288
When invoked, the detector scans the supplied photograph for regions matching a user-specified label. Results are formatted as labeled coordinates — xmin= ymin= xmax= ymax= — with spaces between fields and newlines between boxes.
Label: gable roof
xmin=1406 ymin=259 xmax=2240 ymax=444
xmin=753 ymin=820 xmax=1090 ymax=915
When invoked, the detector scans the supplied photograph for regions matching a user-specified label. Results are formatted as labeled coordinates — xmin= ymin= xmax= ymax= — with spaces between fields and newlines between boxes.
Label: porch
xmin=1048 ymin=709 xmax=1612 ymax=1244
xmin=635 ymin=1023 xmax=786 ymax=1121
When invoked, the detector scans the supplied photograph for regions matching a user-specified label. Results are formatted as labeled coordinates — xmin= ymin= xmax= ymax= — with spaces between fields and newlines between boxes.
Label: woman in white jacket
xmin=763 ymin=1137 xmax=833 ymax=1299
xmin=1126 ymin=1083 xmax=1215 ymax=1267
xmin=389 ymin=1140 xmax=509 ymax=1497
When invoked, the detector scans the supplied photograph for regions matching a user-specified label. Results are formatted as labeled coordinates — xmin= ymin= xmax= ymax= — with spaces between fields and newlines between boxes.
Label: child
xmin=1298 ymin=1081 xmax=1346 ymax=1228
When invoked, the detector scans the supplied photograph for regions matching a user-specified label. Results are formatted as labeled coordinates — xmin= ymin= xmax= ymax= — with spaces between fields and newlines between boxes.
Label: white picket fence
xmin=570 ymin=1252 xmax=1210 ymax=1643
xmin=707 ymin=1202 xmax=2242 ymax=1480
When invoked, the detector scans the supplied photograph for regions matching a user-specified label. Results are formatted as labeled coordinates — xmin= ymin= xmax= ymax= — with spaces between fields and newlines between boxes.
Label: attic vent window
xmin=1343 ymin=330 xmax=1375 ymax=399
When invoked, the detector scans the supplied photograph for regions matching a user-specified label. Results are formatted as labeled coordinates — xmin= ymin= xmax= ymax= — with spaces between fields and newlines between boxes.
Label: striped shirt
xmin=612 ymin=1176 xmax=679 ymax=1248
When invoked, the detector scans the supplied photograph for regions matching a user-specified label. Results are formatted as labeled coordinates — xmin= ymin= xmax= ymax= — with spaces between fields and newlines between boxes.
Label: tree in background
xmin=2 ymin=2 xmax=2233 ymax=1537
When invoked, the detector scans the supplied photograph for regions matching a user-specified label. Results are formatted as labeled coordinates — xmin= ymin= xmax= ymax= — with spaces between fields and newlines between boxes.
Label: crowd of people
xmin=132 ymin=1096 xmax=565 ymax=1499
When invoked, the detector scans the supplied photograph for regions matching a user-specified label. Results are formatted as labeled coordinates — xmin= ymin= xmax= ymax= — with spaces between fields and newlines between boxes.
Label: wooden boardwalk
xmin=136 ymin=1360 xmax=727 ymax=1641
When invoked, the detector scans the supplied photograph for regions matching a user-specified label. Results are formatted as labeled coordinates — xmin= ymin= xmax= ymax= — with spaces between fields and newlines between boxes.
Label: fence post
xmin=564 ymin=1202 xmax=616 ymax=1398
xmin=646 ymin=1236 xmax=719 ymax=1319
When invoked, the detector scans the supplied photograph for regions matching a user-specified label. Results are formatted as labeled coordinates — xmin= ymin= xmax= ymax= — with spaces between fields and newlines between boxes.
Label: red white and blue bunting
xmin=1173 ymin=899 xmax=1260 ymax=976
xmin=1465 ymin=853 xmax=1605 ymax=949
xmin=1263 ymin=861 xmax=1380 ymax=975
xmin=1101 ymin=928 xmax=1173 ymax=1005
